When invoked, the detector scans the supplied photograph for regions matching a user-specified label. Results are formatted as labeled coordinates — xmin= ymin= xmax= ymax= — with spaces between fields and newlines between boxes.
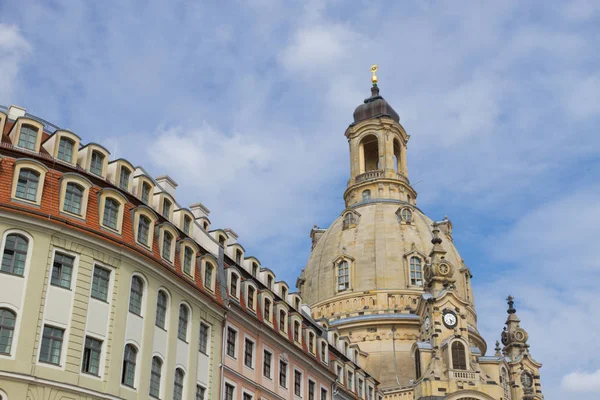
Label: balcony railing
xmin=448 ymin=369 xmax=478 ymax=381
xmin=355 ymin=170 xmax=384 ymax=183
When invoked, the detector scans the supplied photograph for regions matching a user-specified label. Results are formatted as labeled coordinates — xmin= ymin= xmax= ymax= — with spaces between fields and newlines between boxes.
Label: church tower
xmin=297 ymin=67 xmax=543 ymax=398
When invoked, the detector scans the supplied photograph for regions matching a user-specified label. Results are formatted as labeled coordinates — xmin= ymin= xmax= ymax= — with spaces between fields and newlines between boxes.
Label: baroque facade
xmin=297 ymin=80 xmax=544 ymax=400
xmin=0 ymin=104 xmax=379 ymax=400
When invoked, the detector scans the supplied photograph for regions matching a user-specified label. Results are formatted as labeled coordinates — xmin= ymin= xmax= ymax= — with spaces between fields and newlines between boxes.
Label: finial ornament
xmin=370 ymin=64 xmax=378 ymax=86
xmin=507 ymin=295 xmax=516 ymax=314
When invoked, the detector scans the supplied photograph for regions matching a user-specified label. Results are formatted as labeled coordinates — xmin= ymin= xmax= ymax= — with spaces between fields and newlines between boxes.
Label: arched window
xmin=293 ymin=320 xmax=300 ymax=342
xmin=129 ymin=276 xmax=144 ymax=316
xmin=162 ymin=231 xmax=173 ymax=260
xmin=393 ymin=138 xmax=401 ymax=173
xmin=204 ymin=263 xmax=214 ymax=290
xmin=230 ymin=273 xmax=239 ymax=298
xmin=90 ymin=151 xmax=104 ymax=176
xmin=279 ymin=309 xmax=286 ymax=331
xmin=178 ymin=304 xmax=189 ymax=341
xmin=264 ymin=299 xmax=272 ymax=322
xmin=137 ymin=215 xmax=150 ymax=246
xmin=121 ymin=344 xmax=137 ymax=387
xmin=183 ymin=216 xmax=192 ymax=235
xmin=119 ymin=167 xmax=131 ymax=191
xmin=343 ymin=213 xmax=356 ymax=229
xmin=360 ymin=135 xmax=379 ymax=172
xmin=149 ymin=356 xmax=162 ymax=398
xmin=155 ymin=290 xmax=168 ymax=329
xmin=18 ymin=125 xmax=38 ymax=150
xmin=362 ymin=190 xmax=371 ymax=202
xmin=247 ymin=286 xmax=256 ymax=311
xmin=235 ymin=250 xmax=242 ymax=265
xmin=501 ymin=367 xmax=511 ymax=399
xmin=102 ymin=198 xmax=120 ymax=230
xmin=1 ymin=234 xmax=28 ymax=276
xmin=162 ymin=198 xmax=172 ymax=218
xmin=410 ymin=257 xmax=423 ymax=286
xmin=0 ymin=308 xmax=16 ymax=355
xmin=64 ymin=182 xmax=84 ymax=215
xmin=337 ymin=260 xmax=349 ymax=291
xmin=57 ymin=137 xmax=75 ymax=163
xmin=400 ymin=208 xmax=413 ymax=223
xmin=414 ymin=348 xmax=421 ymax=379
xmin=173 ymin=368 xmax=185 ymax=400
xmin=16 ymin=169 xmax=39 ymax=202
xmin=183 ymin=246 xmax=194 ymax=275
xmin=141 ymin=182 xmax=151 ymax=204
xmin=451 ymin=341 xmax=467 ymax=370
xmin=252 ymin=263 xmax=258 ymax=276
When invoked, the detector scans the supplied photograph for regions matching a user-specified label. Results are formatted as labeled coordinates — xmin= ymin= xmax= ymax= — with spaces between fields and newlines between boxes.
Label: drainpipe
xmin=391 ymin=326 xmax=402 ymax=386
xmin=219 ymin=307 xmax=230 ymax=400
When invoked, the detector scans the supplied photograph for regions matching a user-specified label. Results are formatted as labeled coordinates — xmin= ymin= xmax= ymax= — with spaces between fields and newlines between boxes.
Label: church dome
xmin=300 ymin=201 xmax=469 ymax=309
xmin=353 ymin=85 xmax=400 ymax=124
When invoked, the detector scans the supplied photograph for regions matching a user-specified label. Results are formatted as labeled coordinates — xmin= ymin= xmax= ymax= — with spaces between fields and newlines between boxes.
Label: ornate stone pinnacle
xmin=507 ymin=295 xmax=516 ymax=314
xmin=431 ymin=222 xmax=442 ymax=245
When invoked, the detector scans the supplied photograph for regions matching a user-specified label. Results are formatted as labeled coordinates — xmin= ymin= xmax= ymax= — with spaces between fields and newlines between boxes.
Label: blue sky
xmin=1 ymin=1 xmax=599 ymax=397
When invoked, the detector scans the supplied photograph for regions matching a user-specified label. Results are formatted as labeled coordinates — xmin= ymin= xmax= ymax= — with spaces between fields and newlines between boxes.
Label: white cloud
xmin=562 ymin=369 xmax=600 ymax=393
xmin=0 ymin=24 xmax=30 ymax=101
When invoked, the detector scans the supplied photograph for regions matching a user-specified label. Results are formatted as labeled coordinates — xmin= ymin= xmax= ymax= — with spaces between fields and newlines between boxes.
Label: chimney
xmin=7 ymin=105 xmax=26 ymax=120
xmin=155 ymin=175 xmax=178 ymax=198
xmin=190 ymin=202 xmax=210 ymax=219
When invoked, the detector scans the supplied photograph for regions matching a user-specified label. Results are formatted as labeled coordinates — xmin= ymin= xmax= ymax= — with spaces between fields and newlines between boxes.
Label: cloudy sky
xmin=1 ymin=0 xmax=599 ymax=397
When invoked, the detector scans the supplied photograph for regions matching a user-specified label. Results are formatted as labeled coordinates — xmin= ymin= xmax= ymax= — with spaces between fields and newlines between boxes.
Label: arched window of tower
xmin=359 ymin=135 xmax=379 ymax=173
xmin=362 ymin=190 xmax=371 ymax=202
xmin=451 ymin=341 xmax=467 ymax=370
xmin=393 ymin=138 xmax=401 ymax=173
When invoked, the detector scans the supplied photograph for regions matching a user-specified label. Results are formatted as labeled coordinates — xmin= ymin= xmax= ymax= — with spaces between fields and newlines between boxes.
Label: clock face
xmin=424 ymin=316 xmax=431 ymax=331
xmin=443 ymin=311 xmax=458 ymax=328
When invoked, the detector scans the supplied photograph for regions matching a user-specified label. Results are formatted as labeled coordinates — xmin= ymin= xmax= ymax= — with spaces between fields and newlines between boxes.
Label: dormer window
xmin=267 ymin=275 xmax=273 ymax=289
xmin=320 ymin=342 xmax=327 ymax=363
xmin=90 ymin=151 xmax=104 ymax=176
xmin=183 ymin=247 xmax=194 ymax=275
xmin=235 ymin=250 xmax=242 ymax=265
xmin=57 ymin=137 xmax=75 ymax=162
xmin=162 ymin=231 xmax=173 ymax=260
xmin=281 ymin=287 xmax=287 ymax=299
xmin=264 ymin=298 xmax=272 ymax=322
xmin=102 ymin=198 xmax=120 ymax=230
xmin=137 ymin=215 xmax=150 ymax=246
xmin=16 ymin=169 xmax=40 ymax=202
xmin=410 ymin=257 xmax=423 ymax=286
xmin=119 ymin=167 xmax=131 ymax=191
xmin=400 ymin=208 xmax=413 ymax=223
xmin=18 ymin=125 xmax=38 ymax=150
xmin=343 ymin=212 xmax=357 ymax=229
xmin=247 ymin=286 xmax=256 ymax=311
xmin=295 ymin=298 xmax=300 ymax=310
xmin=141 ymin=182 xmax=151 ymax=204
xmin=293 ymin=320 xmax=300 ymax=342
xmin=204 ymin=263 xmax=214 ymax=291
xmin=162 ymin=199 xmax=171 ymax=219
xmin=252 ymin=263 xmax=258 ymax=277
xmin=337 ymin=260 xmax=349 ymax=291
xmin=362 ymin=190 xmax=371 ymax=201
xmin=230 ymin=273 xmax=239 ymax=298
xmin=279 ymin=309 xmax=287 ymax=332
xmin=308 ymin=332 xmax=315 ymax=354
xmin=183 ymin=216 xmax=192 ymax=235
xmin=219 ymin=235 xmax=226 ymax=246
xmin=63 ymin=183 xmax=84 ymax=215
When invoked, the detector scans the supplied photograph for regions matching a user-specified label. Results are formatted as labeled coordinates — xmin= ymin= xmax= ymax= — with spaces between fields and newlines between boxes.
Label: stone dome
xmin=300 ymin=201 xmax=468 ymax=308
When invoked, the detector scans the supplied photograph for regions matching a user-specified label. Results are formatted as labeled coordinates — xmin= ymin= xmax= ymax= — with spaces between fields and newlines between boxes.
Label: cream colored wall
xmin=0 ymin=212 xmax=224 ymax=400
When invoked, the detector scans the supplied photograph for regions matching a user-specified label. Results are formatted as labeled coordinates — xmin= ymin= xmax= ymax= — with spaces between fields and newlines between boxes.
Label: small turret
xmin=423 ymin=223 xmax=455 ymax=294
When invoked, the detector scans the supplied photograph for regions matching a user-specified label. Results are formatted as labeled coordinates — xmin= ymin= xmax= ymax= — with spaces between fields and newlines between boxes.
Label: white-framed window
xmin=279 ymin=308 xmax=288 ymax=332
xmin=17 ymin=124 xmax=38 ymax=150
xmin=320 ymin=386 xmax=329 ymax=400
xmin=15 ymin=169 xmax=40 ymax=202
xmin=39 ymin=324 xmax=65 ymax=366
xmin=196 ymin=384 xmax=207 ymax=400
xmin=247 ymin=284 xmax=257 ymax=312
xmin=162 ymin=198 xmax=172 ymax=219
xmin=308 ymin=331 xmax=316 ymax=354
xmin=51 ymin=252 xmax=75 ymax=289
xmin=91 ymin=265 xmax=111 ymax=302
xmin=292 ymin=318 xmax=302 ymax=344
xmin=294 ymin=368 xmax=303 ymax=397
xmin=0 ymin=233 xmax=29 ymax=277
xmin=121 ymin=343 xmax=138 ymax=388
xmin=128 ymin=275 xmax=145 ymax=316
xmin=90 ymin=151 xmax=105 ymax=176
xmin=244 ymin=336 xmax=255 ymax=369
xmin=183 ymin=245 xmax=195 ymax=276
xmin=155 ymin=289 xmax=169 ymax=329
xmin=308 ymin=379 xmax=316 ymax=400
xmin=149 ymin=356 xmax=163 ymax=398
xmin=141 ymin=182 xmax=152 ymax=203
xmin=410 ymin=256 xmax=423 ymax=286
xmin=226 ymin=325 xmax=238 ymax=359
xmin=224 ymin=382 xmax=235 ymax=400
xmin=57 ymin=137 xmax=75 ymax=163
xmin=263 ymin=348 xmax=272 ymax=379
xmin=81 ymin=335 xmax=103 ymax=376
xmin=203 ymin=260 xmax=216 ymax=292
xmin=229 ymin=272 xmax=239 ymax=299
xmin=119 ymin=166 xmax=131 ymax=191
xmin=0 ymin=308 xmax=17 ymax=355
xmin=199 ymin=322 xmax=210 ymax=355
xmin=11 ymin=159 xmax=48 ymax=205
xmin=347 ymin=370 xmax=354 ymax=391
xmin=337 ymin=260 xmax=349 ymax=291
xmin=178 ymin=303 xmax=190 ymax=342
xmin=173 ymin=368 xmax=185 ymax=400
xmin=279 ymin=358 xmax=288 ymax=388
xmin=264 ymin=298 xmax=272 ymax=322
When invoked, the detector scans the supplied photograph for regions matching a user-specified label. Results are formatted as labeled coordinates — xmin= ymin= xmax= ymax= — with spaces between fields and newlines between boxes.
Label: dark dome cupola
xmin=353 ymin=84 xmax=400 ymax=124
